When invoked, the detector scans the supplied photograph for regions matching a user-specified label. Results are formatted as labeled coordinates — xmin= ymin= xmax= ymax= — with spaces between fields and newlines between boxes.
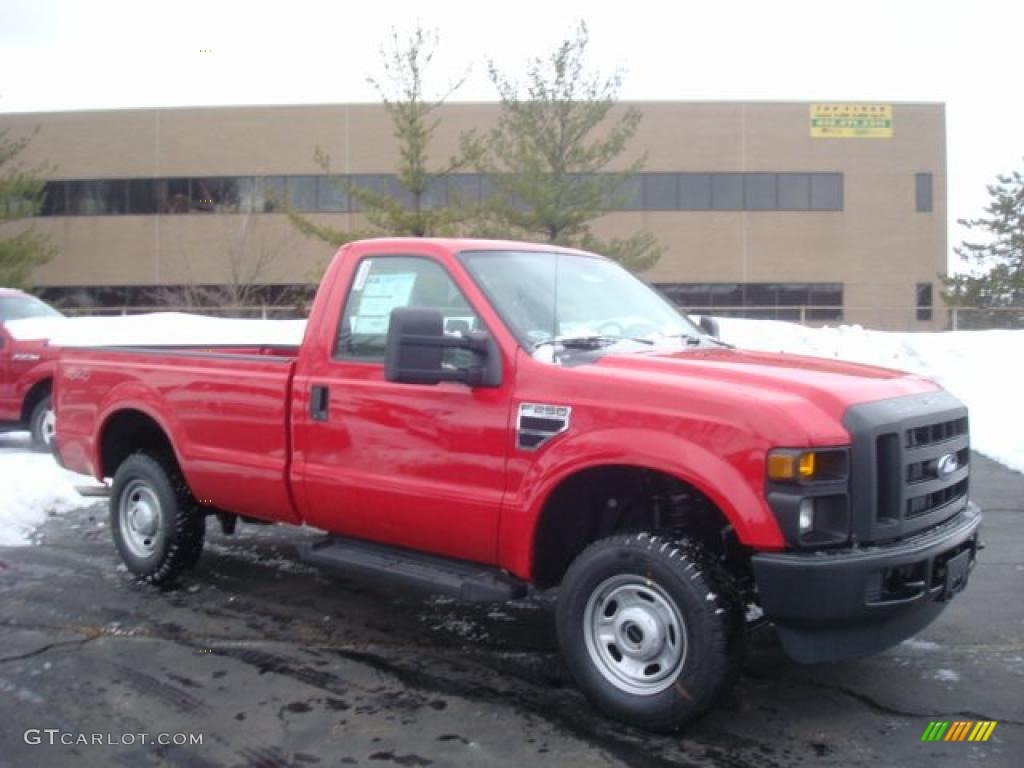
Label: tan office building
xmin=0 ymin=101 xmax=946 ymax=328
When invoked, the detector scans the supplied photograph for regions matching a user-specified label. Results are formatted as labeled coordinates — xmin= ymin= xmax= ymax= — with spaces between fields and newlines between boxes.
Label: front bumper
xmin=751 ymin=503 xmax=981 ymax=663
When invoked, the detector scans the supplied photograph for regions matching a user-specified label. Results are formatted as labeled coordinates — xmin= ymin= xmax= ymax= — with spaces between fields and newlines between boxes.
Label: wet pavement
xmin=0 ymin=442 xmax=1021 ymax=767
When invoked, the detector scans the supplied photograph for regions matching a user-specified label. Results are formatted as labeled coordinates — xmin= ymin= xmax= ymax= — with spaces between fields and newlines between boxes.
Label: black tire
xmin=556 ymin=532 xmax=743 ymax=731
xmin=110 ymin=453 xmax=205 ymax=585
xmin=28 ymin=394 xmax=55 ymax=452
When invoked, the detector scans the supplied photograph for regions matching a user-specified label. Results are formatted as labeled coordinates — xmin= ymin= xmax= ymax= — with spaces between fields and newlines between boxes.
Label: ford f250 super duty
xmin=0 ymin=288 xmax=63 ymax=450
xmin=53 ymin=238 xmax=981 ymax=730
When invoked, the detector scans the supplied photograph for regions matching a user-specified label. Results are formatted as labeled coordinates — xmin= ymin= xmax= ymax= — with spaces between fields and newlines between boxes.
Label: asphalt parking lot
xmin=0 ymin=441 xmax=1021 ymax=768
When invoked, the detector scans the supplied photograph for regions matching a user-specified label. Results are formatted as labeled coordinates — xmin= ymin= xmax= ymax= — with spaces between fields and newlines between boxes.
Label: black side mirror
xmin=696 ymin=315 xmax=720 ymax=338
xmin=384 ymin=307 xmax=501 ymax=387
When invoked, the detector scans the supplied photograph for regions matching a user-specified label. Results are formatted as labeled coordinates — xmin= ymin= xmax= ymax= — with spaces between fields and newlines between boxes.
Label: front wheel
xmin=110 ymin=453 xmax=205 ymax=585
xmin=29 ymin=395 xmax=55 ymax=452
xmin=556 ymin=532 xmax=743 ymax=731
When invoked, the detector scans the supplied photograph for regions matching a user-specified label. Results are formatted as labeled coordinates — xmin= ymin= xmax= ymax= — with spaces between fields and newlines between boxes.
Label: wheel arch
xmin=501 ymin=428 xmax=784 ymax=585
xmin=19 ymin=375 xmax=53 ymax=425
xmin=97 ymin=406 xmax=185 ymax=482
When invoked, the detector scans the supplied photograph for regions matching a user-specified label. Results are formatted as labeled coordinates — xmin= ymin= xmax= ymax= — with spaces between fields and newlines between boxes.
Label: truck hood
xmin=593 ymin=346 xmax=938 ymax=421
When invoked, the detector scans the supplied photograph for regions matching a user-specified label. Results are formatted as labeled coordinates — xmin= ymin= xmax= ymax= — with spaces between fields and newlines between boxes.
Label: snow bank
xmin=47 ymin=313 xmax=307 ymax=347
xmin=0 ymin=433 xmax=96 ymax=547
xmin=3 ymin=316 xmax=68 ymax=341
xmin=6 ymin=313 xmax=307 ymax=347
xmin=715 ymin=318 xmax=1024 ymax=474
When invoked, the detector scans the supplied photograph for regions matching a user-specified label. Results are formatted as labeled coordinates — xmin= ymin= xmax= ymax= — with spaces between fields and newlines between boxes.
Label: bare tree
xmin=152 ymin=213 xmax=303 ymax=317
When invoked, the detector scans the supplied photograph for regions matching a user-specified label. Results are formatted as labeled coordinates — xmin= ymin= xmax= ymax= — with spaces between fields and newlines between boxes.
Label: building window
xmin=655 ymin=282 xmax=843 ymax=322
xmin=711 ymin=174 xmax=743 ymax=210
xmin=127 ymin=179 xmax=158 ymax=214
xmin=744 ymin=173 xmax=777 ymax=210
xmin=317 ymin=176 xmax=348 ymax=211
xmin=915 ymin=173 xmax=933 ymax=212
xmin=777 ymin=173 xmax=810 ymax=210
xmin=916 ymin=282 xmax=933 ymax=321
xmin=679 ymin=173 xmax=712 ymax=210
xmin=67 ymin=180 xmax=127 ymax=215
xmin=255 ymin=176 xmax=286 ymax=212
xmin=189 ymin=177 xmax=244 ymax=213
xmin=810 ymin=173 xmax=843 ymax=210
xmin=286 ymin=175 xmax=318 ymax=211
xmin=40 ymin=181 xmax=67 ymax=216
xmin=447 ymin=174 xmax=482 ymax=206
xmin=642 ymin=173 xmax=678 ymax=210
xmin=156 ymin=179 xmax=190 ymax=213
xmin=33 ymin=171 xmax=846 ymax=216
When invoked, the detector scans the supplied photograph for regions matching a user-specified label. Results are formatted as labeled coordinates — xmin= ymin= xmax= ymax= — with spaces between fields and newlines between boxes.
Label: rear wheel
xmin=556 ymin=532 xmax=743 ymax=731
xmin=110 ymin=453 xmax=205 ymax=585
xmin=29 ymin=395 xmax=55 ymax=452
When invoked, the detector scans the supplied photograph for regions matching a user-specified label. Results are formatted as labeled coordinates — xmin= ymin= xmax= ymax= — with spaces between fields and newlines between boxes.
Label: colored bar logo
xmin=921 ymin=721 xmax=997 ymax=742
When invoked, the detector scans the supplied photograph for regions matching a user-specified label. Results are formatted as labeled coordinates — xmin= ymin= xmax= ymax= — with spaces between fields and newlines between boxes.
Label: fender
xmin=497 ymin=426 xmax=786 ymax=580
xmin=93 ymin=381 xmax=188 ymax=483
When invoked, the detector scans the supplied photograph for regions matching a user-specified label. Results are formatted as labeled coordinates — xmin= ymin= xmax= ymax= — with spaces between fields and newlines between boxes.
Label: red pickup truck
xmin=54 ymin=238 xmax=981 ymax=730
xmin=0 ymin=288 xmax=63 ymax=450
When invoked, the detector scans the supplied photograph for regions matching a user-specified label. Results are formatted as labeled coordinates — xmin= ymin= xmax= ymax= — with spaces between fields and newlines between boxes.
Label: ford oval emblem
xmin=936 ymin=453 xmax=959 ymax=479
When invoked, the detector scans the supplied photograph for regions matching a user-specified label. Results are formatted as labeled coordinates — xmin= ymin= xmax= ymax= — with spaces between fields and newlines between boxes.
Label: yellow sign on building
xmin=810 ymin=104 xmax=893 ymax=138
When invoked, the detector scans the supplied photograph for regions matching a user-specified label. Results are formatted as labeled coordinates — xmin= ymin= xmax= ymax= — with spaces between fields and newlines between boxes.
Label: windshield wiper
xmin=533 ymin=335 xmax=655 ymax=351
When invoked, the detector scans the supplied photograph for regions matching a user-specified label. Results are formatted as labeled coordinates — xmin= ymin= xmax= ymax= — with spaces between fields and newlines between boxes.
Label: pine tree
xmin=944 ymin=163 xmax=1024 ymax=327
xmin=287 ymin=25 xmax=474 ymax=249
xmin=469 ymin=22 xmax=661 ymax=272
xmin=0 ymin=128 xmax=55 ymax=288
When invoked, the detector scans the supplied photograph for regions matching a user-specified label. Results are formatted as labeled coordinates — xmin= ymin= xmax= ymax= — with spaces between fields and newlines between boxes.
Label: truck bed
xmin=56 ymin=344 xmax=301 ymax=524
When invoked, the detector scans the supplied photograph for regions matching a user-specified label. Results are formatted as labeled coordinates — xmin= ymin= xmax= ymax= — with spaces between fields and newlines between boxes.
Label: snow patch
xmin=0 ymin=432 xmax=97 ymax=547
xmin=932 ymin=668 xmax=960 ymax=683
xmin=7 ymin=312 xmax=306 ymax=347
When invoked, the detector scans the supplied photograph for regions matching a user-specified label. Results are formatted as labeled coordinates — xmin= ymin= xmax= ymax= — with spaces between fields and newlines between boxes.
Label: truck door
xmin=295 ymin=253 xmax=513 ymax=566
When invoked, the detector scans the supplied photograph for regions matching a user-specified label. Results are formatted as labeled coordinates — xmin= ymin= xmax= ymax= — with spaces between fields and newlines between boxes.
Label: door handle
xmin=310 ymin=385 xmax=329 ymax=422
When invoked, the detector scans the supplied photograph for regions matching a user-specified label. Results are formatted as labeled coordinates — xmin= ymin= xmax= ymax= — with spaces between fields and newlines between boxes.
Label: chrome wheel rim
xmin=119 ymin=480 xmax=163 ymax=558
xmin=583 ymin=575 xmax=687 ymax=695
xmin=41 ymin=408 xmax=56 ymax=446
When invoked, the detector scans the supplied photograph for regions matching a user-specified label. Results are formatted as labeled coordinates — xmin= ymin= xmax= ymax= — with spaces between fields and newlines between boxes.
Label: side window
xmin=335 ymin=256 xmax=480 ymax=361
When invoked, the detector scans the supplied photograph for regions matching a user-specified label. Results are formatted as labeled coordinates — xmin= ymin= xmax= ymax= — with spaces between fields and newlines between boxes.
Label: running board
xmin=299 ymin=535 xmax=529 ymax=603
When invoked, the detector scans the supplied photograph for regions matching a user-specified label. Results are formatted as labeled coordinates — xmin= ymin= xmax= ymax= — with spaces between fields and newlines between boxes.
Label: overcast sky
xmin=1 ymin=0 xmax=1021 ymax=271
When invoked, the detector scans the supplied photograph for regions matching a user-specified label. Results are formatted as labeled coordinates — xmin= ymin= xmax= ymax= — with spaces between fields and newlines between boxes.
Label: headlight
xmin=766 ymin=448 xmax=849 ymax=483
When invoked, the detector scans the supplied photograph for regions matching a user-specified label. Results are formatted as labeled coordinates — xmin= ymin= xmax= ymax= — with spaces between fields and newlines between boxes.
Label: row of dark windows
xmin=35 ymin=172 xmax=846 ymax=217
xmin=656 ymin=282 xmax=844 ymax=321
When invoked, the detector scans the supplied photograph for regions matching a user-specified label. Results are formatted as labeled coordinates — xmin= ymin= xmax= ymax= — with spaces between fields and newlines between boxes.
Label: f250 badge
xmin=517 ymin=403 xmax=571 ymax=451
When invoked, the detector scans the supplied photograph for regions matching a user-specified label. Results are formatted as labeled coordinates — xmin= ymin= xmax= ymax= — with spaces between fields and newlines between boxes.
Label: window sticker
xmin=350 ymin=272 xmax=417 ymax=335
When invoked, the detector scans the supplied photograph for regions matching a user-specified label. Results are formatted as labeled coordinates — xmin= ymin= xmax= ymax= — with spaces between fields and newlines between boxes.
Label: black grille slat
xmin=907 ymin=478 xmax=968 ymax=519
xmin=906 ymin=416 xmax=968 ymax=449
xmin=876 ymin=433 xmax=901 ymax=522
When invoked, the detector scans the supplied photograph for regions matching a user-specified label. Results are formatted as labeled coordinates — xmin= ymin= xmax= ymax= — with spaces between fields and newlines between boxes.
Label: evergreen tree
xmin=288 ymin=25 xmax=474 ymax=249
xmin=469 ymin=22 xmax=661 ymax=272
xmin=0 ymin=128 xmax=55 ymax=288
xmin=944 ymin=163 xmax=1024 ymax=327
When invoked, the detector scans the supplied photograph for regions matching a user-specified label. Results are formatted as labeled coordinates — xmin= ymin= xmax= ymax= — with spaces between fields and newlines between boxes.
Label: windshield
xmin=460 ymin=250 xmax=703 ymax=353
xmin=0 ymin=295 xmax=63 ymax=323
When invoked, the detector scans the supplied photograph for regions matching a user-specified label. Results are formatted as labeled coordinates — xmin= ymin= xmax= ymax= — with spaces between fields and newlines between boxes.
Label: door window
xmin=335 ymin=256 xmax=480 ymax=361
